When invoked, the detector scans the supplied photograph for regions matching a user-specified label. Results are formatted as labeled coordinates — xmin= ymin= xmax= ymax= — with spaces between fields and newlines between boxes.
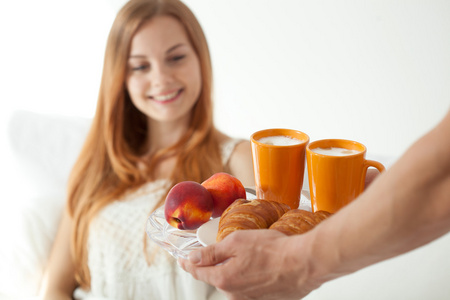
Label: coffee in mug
xmin=312 ymin=147 xmax=361 ymax=156
xmin=307 ymin=139 xmax=385 ymax=213
xmin=251 ymin=129 xmax=309 ymax=209
xmin=258 ymin=135 xmax=303 ymax=146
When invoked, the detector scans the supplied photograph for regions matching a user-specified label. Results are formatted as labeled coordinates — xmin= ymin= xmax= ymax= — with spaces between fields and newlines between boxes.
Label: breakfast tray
xmin=146 ymin=188 xmax=311 ymax=259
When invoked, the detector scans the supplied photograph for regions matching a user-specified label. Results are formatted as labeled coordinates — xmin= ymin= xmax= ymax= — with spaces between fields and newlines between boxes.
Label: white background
xmin=1 ymin=0 xmax=449 ymax=158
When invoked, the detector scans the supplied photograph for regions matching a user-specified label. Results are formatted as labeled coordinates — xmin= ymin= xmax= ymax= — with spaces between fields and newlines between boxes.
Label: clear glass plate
xmin=145 ymin=188 xmax=310 ymax=259
xmin=146 ymin=204 xmax=199 ymax=260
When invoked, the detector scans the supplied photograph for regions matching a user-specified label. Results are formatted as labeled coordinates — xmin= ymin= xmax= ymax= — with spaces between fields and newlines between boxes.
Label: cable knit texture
xmin=73 ymin=139 xmax=243 ymax=300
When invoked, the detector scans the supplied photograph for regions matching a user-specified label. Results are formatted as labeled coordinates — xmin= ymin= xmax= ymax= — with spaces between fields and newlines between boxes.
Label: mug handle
xmin=361 ymin=160 xmax=386 ymax=190
xmin=365 ymin=160 xmax=386 ymax=173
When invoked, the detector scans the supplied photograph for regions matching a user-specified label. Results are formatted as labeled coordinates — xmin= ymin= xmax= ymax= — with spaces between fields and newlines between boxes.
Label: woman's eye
xmin=171 ymin=55 xmax=186 ymax=62
xmin=131 ymin=64 xmax=149 ymax=72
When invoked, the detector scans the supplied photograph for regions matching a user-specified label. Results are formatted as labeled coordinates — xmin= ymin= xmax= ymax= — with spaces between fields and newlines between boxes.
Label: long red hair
xmin=67 ymin=0 xmax=223 ymax=288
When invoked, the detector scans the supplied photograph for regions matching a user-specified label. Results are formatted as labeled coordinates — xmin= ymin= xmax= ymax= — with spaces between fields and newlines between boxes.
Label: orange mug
xmin=251 ymin=129 xmax=310 ymax=209
xmin=306 ymin=139 xmax=385 ymax=213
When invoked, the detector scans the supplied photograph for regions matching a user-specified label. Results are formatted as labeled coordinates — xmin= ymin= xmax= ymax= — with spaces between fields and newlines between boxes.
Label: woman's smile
xmin=149 ymin=88 xmax=183 ymax=103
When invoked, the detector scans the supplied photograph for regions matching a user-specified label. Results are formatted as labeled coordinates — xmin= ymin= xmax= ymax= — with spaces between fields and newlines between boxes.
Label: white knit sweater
xmin=73 ymin=139 xmax=242 ymax=300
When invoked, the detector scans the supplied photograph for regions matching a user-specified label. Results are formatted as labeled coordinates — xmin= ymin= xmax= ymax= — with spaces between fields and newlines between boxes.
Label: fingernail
xmin=189 ymin=251 xmax=201 ymax=264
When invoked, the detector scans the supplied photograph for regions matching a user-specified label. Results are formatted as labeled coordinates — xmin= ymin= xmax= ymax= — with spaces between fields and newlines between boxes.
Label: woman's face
xmin=126 ymin=16 xmax=202 ymax=124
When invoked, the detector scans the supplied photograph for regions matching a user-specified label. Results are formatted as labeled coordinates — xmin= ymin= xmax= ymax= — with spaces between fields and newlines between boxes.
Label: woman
xmin=39 ymin=0 xmax=254 ymax=299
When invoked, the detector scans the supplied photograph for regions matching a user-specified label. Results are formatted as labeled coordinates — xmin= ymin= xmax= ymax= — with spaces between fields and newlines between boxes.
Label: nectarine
xmin=164 ymin=181 xmax=213 ymax=230
xmin=201 ymin=172 xmax=246 ymax=218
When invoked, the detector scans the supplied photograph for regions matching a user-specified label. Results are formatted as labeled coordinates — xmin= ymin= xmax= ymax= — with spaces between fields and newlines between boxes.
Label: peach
xmin=201 ymin=172 xmax=247 ymax=218
xmin=164 ymin=181 xmax=213 ymax=230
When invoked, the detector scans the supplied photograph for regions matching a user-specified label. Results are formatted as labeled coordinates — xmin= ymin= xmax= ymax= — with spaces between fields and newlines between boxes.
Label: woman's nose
xmin=150 ymin=64 xmax=173 ymax=86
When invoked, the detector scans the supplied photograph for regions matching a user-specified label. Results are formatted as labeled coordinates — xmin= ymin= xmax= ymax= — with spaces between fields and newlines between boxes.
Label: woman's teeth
xmin=153 ymin=90 xmax=179 ymax=102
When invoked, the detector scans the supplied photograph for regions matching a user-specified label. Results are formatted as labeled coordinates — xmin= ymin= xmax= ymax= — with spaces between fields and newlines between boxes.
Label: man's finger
xmin=188 ymin=241 xmax=230 ymax=266
xmin=179 ymin=255 xmax=231 ymax=287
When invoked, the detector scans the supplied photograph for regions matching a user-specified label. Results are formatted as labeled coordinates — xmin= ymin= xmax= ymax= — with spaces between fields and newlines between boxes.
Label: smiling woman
xmin=126 ymin=16 xmax=202 ymax=125
xmin=36 ymin=0 xmax=254 ymax=299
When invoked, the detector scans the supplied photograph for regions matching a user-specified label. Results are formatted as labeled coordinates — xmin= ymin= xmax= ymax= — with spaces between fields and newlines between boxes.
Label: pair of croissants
xmin=217 ymin=199 xmax=332 ymax=242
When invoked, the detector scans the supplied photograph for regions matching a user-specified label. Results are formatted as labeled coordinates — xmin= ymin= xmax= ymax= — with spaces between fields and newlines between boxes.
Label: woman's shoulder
xmin=216 ymin=132 xmax=243 ymax=159
xmin=215 ymin=132 xmax=254 ymax=186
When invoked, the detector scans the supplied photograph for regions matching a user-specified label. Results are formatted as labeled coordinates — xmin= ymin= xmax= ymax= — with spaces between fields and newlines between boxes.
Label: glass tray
xmin=145 ymin=188 xmax=310 ymax=259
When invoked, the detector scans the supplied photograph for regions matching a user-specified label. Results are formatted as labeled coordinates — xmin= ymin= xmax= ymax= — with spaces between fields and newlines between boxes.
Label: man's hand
xmin=178 ymin=229 xmax=321 ymax=300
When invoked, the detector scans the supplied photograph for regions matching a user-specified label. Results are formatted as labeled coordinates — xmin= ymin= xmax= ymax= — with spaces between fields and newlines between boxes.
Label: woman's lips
xmin=150 ymin=89 xmax=183 ymax=103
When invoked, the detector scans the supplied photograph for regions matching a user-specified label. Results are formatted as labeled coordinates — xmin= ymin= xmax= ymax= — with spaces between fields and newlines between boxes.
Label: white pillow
xmin=0 ymin=194 xmax=64 ymax=297
xmin=0 ymin=110 xmax=90 ymax=297
xmin=7 ymin=110 xmax=91 ymax=192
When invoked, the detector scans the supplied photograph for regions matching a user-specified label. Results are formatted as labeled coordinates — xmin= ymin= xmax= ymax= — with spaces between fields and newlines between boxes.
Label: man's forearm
xmin=302 ymin=111 xmax=450 ymax=285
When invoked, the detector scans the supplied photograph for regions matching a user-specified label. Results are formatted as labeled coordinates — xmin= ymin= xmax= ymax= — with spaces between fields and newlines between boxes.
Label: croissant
xmin=216 ymin=199 xmax=291 ymax=242
xmin=269 ymin=209 xmax=332 ymax=236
